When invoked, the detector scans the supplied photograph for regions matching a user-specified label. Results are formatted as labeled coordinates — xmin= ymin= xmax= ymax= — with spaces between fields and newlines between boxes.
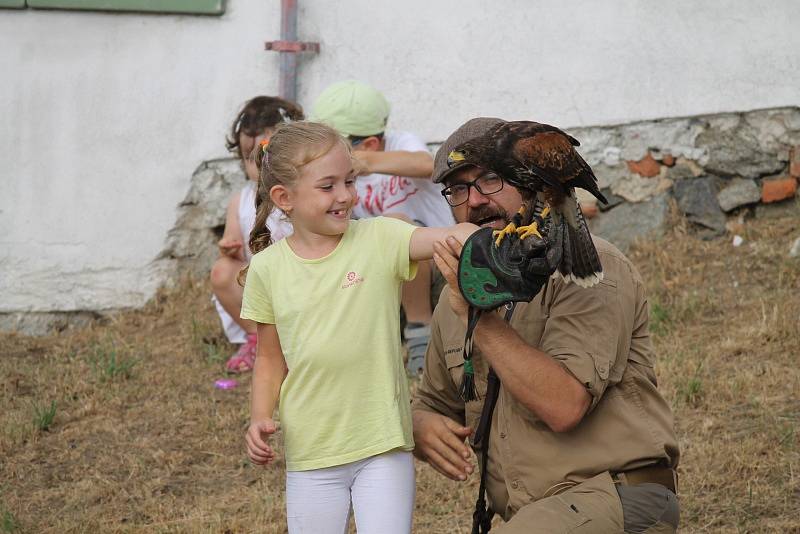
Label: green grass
xmin=32 ymin=400 xmax=57 ymax=432
xmin=190 ymin=313 xmax=230 ymax=364
xmin=89 ymin=339 xmax=139 ymax=381
xmin=677 ymin=361 xmax=704 ymax=407
xmin=649 ymin=300 xmax=671 ymax=336
xmin=1 ymin=507 xmax=19 ymax=533
xmin=778 ymin=423 xmax=796 ymax=451
xmin=203 ymin=342 xmax=227 ymax=364
xmin=190 ymin=315 xmax=206 ymax=348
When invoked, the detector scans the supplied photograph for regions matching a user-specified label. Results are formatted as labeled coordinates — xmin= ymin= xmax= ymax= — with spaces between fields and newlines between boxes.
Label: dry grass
xmin=1 ymin=211 xmax=799 ymax=533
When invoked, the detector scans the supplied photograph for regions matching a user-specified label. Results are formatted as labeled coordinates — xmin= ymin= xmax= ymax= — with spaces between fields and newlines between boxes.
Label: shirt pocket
xmin=444 ymin=349 xmax=465 ymax=383
xmin=444 ymin=349 xmax=487 ymax=438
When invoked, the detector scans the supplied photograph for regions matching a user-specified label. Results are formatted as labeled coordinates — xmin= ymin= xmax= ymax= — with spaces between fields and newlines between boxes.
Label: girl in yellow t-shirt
xmin=241 ymin=121 xmax=476 ymax=534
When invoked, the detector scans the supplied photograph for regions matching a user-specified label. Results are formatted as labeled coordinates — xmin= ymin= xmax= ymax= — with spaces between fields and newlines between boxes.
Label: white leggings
xmin=285 ymin=450 xmax=415 ymax=534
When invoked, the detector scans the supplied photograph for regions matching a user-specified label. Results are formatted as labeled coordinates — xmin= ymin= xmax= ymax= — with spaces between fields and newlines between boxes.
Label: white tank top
xmin=239 ymin=181 xmax=293 ymax=260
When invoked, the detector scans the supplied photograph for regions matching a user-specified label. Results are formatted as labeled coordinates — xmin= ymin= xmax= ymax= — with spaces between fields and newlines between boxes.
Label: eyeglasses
xmin=440 ymin=172 xmax=504 ymax=207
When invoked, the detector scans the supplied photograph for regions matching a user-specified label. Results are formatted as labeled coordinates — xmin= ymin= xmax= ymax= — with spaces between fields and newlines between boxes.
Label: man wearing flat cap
xmin=412 ymin=118 xmax=680 ymax=533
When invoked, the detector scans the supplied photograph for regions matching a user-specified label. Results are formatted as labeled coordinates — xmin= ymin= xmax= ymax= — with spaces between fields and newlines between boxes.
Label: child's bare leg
xmin=210 ymin=255 xmax=257 ymax=335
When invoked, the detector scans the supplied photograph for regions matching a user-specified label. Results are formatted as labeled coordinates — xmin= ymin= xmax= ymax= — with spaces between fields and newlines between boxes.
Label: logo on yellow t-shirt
xmin=341 ymin=270 xmax=365 ymax=289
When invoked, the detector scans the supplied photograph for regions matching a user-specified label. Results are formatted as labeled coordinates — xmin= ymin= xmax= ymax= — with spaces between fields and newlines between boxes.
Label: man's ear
xmin=270 ymin=184 xmax=293 ymax=214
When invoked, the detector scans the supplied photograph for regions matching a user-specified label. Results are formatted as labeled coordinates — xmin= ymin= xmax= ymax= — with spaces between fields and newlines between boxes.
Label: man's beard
xmin=467 ymin=205 xmax=510 ymax=227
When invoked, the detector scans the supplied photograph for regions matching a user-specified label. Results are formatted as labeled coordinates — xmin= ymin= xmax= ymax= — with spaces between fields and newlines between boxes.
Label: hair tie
xmin=278 ymin=107 xmax=292 ymax=123
xmin=259 ymin=138 xmax=271 ymax=168
xmin=233 ymin=112 xmax=244 ymax=135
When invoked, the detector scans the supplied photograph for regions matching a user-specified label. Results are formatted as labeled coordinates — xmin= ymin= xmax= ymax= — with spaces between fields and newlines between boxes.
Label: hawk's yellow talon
xmin=516 ymin=223 xmax=543 ymax=240
xmin=515 ymin=205 xmax=552 ymax=240
xmin=493 ymin=222 xmax=517 ymax=247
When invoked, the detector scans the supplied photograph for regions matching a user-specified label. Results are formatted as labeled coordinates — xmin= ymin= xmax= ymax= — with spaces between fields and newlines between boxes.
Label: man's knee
xmin=492 ymin=472 xmax=679 ymax=534
xmin=493 ymin=472 xmax=623 ymax=534
xmin=616 ymin=483 xmax=679 ymax=534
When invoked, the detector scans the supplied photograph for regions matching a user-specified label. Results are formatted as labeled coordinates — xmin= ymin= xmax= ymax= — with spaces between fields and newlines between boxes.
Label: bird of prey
xmin=448 ymin=120 xmax=607 ymax=287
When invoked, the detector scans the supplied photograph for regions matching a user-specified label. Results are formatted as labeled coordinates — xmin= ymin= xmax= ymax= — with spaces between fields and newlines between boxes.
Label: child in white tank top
xmin=210 ymin=96 xmax=303 ymax=373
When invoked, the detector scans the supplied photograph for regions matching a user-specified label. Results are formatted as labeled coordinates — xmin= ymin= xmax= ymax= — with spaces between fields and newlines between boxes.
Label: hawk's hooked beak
xmin=447 ymin=150 xmax=466 ymax=168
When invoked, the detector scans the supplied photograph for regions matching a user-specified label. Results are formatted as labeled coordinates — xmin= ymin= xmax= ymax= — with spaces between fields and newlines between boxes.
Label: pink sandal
xmin=225 ymin=333 xmax=257 ymax=373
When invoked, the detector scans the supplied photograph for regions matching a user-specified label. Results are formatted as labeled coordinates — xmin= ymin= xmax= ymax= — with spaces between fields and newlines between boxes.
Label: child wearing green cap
xmin=312 ymin=80 xmax=453 ymax=375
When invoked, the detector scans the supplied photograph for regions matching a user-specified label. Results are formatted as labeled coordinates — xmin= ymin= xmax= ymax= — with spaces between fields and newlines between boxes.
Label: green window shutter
xmin=0 ymin=0 xmax=27 ymax=8
xmin=26 ymin=0 xmax=225 ymax=14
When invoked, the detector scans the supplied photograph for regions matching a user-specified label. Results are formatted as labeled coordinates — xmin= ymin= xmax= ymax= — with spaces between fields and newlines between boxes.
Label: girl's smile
xmin=327 ymin=208 xmax=350 ymax=219
xmin=272 ymin=142 xmax=358 ymax=256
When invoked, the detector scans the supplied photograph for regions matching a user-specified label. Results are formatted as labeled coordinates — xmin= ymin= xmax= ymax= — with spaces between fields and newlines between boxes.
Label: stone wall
xmin=157 ymin=158 xmax=247 ymax=282
xmin=573 ymin=107 xmax=800 ymax=251
xmin=161 ymin=106 xmax=800 ymax=279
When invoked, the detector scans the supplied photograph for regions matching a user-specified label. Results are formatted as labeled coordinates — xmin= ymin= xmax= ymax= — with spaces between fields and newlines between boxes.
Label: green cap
xmin=311 ymin=80 xmax=390 ymax=137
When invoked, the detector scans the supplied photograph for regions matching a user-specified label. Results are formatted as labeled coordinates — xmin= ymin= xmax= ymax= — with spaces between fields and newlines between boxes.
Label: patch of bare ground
xmin=1 ymin=210 xmax=798 ymax=533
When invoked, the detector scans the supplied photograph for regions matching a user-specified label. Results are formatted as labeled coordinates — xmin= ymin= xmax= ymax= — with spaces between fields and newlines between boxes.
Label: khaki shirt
xmin=412 ymin=237 xmax=679 ymax=521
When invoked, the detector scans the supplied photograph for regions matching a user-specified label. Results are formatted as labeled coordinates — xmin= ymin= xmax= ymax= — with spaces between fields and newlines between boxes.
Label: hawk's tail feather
xmin=557 ymin=204 xmax=603 ymax=287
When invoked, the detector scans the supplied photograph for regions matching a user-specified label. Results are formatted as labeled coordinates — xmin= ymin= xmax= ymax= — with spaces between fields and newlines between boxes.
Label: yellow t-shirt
xmin=241 ymin=217 xmax=419 ymax=471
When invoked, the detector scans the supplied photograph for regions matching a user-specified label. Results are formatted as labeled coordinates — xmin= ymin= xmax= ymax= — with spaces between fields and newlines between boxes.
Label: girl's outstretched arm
xmin=245 ymin=322 xmax=288 ymax=466
xmin=409 ymin=222 xmax=479 ymax=261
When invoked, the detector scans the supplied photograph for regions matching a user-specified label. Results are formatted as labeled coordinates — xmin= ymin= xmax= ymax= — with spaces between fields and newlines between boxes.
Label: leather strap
xmin=470 ymin=303 xmax=516 ymax=534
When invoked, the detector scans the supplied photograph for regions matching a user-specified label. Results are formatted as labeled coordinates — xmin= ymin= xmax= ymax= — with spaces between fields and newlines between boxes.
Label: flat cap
xmin=432 ymin=117 xmax=505 ymax=183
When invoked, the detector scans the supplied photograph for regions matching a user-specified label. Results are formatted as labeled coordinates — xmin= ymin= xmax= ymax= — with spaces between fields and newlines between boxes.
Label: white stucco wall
xmin=1 ymin=0 xmax=799 ymax=316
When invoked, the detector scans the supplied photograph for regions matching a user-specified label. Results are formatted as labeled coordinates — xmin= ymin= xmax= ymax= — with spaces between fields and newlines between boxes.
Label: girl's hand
xmin=218 ymin=237 xmax=243 ymax=259
xmin=245 ymin=419 xmax=279 ymax=465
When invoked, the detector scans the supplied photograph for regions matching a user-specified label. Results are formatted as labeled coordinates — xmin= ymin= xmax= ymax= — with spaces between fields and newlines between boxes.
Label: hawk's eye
xmin=447 ymin=150 xmax=466 ymax=168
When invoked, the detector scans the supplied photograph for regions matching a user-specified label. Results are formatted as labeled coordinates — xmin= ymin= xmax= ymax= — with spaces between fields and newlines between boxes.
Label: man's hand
xmin=218 ymin=237 xmax=243 ymax=260
xmin=412 ymin=410 xmax=474 ymax=481
xmin=245 ymin=418 xmax=279 ymax=466
xmin=433 ymin=237 xmax=469 ymax=324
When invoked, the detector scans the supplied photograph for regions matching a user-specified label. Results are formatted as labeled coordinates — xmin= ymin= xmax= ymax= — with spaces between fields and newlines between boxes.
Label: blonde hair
xmin=238 ymin=121 xmax=350 ymax=283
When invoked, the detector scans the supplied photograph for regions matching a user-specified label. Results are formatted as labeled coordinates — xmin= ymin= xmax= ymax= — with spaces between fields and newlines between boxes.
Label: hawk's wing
xmin=490 ymin=121 xmax=606 ymax=204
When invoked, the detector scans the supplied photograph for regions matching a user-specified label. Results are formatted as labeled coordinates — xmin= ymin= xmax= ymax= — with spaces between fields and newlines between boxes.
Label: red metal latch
xmin=265 ymin=40 xmax=320 ymax=54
